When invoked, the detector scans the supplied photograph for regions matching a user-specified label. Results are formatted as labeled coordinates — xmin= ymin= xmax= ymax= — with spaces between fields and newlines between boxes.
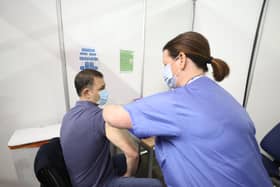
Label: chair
xmin=139 ymin=137 xmax=155 ymax=178
xmin=260 ymin=122 xmax=280 ymax=186
xmin=34 ymin=137 xmax=72 ymax=187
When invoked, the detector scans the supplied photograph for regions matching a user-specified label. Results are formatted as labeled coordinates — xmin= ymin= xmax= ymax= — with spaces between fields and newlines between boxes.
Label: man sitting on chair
xmin=60 ymin=69 xmax=162 ymax=187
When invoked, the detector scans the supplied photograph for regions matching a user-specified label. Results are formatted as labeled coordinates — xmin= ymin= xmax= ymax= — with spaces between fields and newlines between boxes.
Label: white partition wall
xmin=61 ymin=0 xmax=145 ymax=106
xmin=0 ymin=0 xmax=65 ymax=183
xmin=62 ymin=0 xmax=193 ymax=103
xmin=1 ymin=0 xmax=280 ymax=185
xmin=143 ymin=0 xmax=193 ymax=96
xmin=246 ymin=0 xmax=280 ymax=142
xmin=194 ymin=0 xmax=263 ymax=103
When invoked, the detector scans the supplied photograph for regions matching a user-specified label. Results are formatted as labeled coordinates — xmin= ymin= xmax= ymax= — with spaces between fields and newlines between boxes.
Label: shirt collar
xmin=187 ymin=74 xmax=205 ymax=85
xmin=76 ymin=100 xmax=98 ymax=107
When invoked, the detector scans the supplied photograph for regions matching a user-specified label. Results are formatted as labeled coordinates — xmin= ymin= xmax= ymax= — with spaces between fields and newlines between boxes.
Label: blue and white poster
xmin=79 ymin=48 xmax=99 ymax=70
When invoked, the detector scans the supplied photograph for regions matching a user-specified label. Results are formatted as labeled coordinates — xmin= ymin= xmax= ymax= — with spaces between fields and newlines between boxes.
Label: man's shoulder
xmin=69 ymin=102 xmax=102 ymax=115
xmin=62 ymin=104 xmax=104 ymax=130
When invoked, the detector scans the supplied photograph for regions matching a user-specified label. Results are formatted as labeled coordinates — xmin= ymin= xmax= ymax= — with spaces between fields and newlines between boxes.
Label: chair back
xmin=261 ymin=122 xmax=280 ymax=161
xmin=34 ymin=137 xmax=72 ymax=187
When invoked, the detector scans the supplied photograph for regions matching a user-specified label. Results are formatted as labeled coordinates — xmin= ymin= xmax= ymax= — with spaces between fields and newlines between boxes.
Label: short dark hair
xmin=74 ymin=69 xmax=103 ymax=96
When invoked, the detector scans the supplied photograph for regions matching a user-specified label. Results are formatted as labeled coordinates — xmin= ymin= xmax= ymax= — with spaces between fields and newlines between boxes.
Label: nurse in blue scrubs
xmin=103 ymin=32 xmax=272 ymax=187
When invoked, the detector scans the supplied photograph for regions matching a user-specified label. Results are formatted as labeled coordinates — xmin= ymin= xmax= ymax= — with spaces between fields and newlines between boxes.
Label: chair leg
xmin=147 ymin=148 xmax=153 ymax=178
xmin=272 ymin=177 xmax=280 ymax=187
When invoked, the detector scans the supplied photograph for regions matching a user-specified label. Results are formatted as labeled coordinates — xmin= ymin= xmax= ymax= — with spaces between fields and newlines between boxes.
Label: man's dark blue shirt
xmin=60 ymin=101 xmax=114 ymax=187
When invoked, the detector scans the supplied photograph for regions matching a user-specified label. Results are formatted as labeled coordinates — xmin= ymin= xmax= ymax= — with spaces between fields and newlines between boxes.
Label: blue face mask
xmin=97 ymin=89 xmax=108 ymax=106
xmin=163 ymin=63 xmax=176 ymax=88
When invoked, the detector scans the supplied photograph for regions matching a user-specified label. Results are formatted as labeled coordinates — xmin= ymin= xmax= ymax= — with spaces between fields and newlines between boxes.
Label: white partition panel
xmin=1 ymin=0 xmax=279 ymax=184
xmin=62 ymin=0 xmax=145 ymax=106
xmin=194 ymin=0 xmax=263 ymax=103
xmin=247 ymin=0 xmax=280 ymax=142
xmin=0 ymin=0 xmax=65 ymax=182
xmin=143 ymin=0 xmax=193 ymax=96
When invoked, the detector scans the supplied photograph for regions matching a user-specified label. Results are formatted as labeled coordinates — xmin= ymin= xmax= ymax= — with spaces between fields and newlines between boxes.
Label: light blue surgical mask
xmin=97 ymin=89 xmax=108 ymax=106
xmin=163 ymin=63 xmax=176 ymax=88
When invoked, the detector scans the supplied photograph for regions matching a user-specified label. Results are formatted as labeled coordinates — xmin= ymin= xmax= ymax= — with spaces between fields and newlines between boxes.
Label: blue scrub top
xmin=124 ymin=76 xmax=272 ymax=187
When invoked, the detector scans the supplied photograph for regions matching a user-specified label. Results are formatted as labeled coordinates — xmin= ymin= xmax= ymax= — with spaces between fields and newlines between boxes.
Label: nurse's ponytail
xmin=209 ymin=57 xmax=229 ymax=82
xmin=163 ymin=31 xmax=230 ymax=82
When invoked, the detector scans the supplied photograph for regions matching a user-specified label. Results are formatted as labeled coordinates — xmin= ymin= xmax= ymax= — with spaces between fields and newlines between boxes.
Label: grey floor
xmin=0 ymin=180 xmax=20 ymax=187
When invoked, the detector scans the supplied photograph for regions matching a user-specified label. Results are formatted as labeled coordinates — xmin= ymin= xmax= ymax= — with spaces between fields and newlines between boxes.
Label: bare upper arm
xmin=103 ymin=105 xmax=132 ymax=129
xmin=105 ymin=123 xmax=138 ymax=157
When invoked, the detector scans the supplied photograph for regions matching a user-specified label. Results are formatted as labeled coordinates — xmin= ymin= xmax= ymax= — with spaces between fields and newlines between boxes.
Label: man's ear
xmin=81 ymin=87 xmax=91 ymax=98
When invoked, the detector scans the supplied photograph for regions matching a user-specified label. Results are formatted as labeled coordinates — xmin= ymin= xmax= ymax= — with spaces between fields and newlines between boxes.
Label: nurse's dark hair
xmin=74 ymin=69 xmax=103 ymax=96
xmin=163 ymin=31 xmax=229 ymax=82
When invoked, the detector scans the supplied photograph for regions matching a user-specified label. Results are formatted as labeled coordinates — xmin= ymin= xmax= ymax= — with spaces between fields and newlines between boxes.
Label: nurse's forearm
xmin=103 ymin=105 xmax=132 ymax=129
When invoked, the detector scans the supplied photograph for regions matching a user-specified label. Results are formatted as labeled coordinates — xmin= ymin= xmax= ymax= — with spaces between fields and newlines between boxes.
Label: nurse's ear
xmin=178 ymin=52 xmax=187 ymax=70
